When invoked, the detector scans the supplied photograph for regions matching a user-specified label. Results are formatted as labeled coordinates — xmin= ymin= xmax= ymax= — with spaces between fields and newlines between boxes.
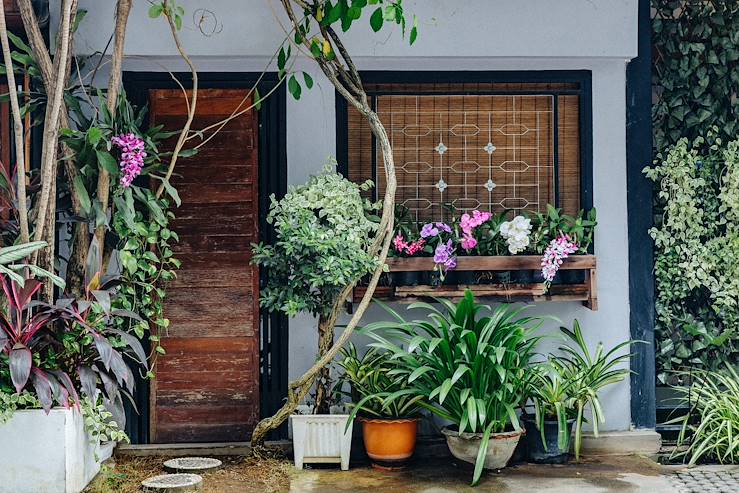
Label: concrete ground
xmin=289 ymin=456 xmax=676 ymax=493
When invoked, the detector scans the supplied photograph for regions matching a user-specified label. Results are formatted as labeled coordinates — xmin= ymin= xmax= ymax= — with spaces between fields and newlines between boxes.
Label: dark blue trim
xmin=122 ymin=71 xmax=288 ymax=443
xmin=627 ymin=0 xmax=656 ymax=429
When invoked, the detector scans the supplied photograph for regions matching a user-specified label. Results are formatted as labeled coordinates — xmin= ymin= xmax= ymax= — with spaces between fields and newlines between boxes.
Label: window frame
xmin=335 ymin=70 xmax=594 ymax=212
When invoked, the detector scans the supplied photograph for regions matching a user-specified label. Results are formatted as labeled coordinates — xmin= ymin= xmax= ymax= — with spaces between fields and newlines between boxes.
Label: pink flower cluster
xmin=393 ymin=234 xmax=426 ymax=256
xmin=111 ymin=133 xmax=147 ymax=188
xmin=459 ymin=210 xmax=491 ymax=252
xmin=541 ymin=235 xmax=578 ymax=282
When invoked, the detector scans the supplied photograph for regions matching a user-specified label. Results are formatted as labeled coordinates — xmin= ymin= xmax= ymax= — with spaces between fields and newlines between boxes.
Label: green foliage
xmin=644 ymin=134 xmax=739 ymax=381
xmin=359 ymin=291 xmax=542 ymax=485
xmin=0 ymin=389 xmax=38 ymax=423
xmin=81 ymin=397 xmax=129 ymax=444
xmin=528 ymin=206 xmax=597 ymax=255
xmin=652 ymin=1 xmax=738 ymax=152
xmin=112 ymin=186 xmax=179 ymax=359
xmin=668 ymin=366 xmax=739 ymax=465
xmin=61 ymin=90 xmax=181 ymax=364
xmin=253 ymin=163 xmax=379 ymax=317
xmin=148 ymin=1 xmax=185 ymax=30
xmin=334 ymin=342 xmax=422 ymax=420
xmin=281 ymin=0 xmax=417 ymax=100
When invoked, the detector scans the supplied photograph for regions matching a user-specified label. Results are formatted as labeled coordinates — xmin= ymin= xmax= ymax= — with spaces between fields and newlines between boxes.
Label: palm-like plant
xmin=360 ymin=290 xmax=542 ymax=484
xmin=334 ymin=342 xmax=423 ymax=420
xmin=550 ymin=321 xmax=634 ymax=460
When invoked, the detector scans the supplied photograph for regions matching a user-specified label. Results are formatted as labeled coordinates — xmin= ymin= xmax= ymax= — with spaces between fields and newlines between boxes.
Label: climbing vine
xmin=652 ymin=0 xmax=738 ymax=152
xmin=651 ymin=2 xmax=739 ymax=380
xmin=644 ymin=132 xmax=739 ymax=382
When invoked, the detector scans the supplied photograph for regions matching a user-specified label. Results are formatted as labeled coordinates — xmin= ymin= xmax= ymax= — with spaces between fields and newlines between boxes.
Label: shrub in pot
xmin=524 ymin=321 xmax=634 ymax=462
xmin=335 ymin=343 xmax=422 ymax=470
xmin=252 ymin=164 xmax=380 ymax=468
xmin=361 ymin=290 xmax=542 ymax=485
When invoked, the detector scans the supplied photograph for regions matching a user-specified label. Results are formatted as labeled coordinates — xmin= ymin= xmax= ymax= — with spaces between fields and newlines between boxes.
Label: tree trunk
xmin=0 ymin=0 xmax=30 ymax=243
xmin=313 ymin=312 xmax=334 ymax=414
xmin=94 ymin=0 xmax=132 ymax=253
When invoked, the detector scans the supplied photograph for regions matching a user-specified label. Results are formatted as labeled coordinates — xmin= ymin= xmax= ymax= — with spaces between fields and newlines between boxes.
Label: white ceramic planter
xmin=442 ymin=427 xmax=523 ymax=470
xmin=0 ymin=408 xmax=113 ymax=493
xmin=290 ymin=414 xmax=353 ymax=470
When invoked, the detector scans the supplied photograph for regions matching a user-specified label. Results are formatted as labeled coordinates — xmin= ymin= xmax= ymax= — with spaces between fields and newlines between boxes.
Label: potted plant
xmin=252 ymin=164 xmax=381 ymax=470
xmin=522 ymin=366 xmax=576 ymax=463
xmin=335 ymin=343 xmax=423 ymax=470
xmin=0 ymin=241 xmax=147 ymax=493
xmin=361 ymin=290 xmax=543 ymax=485
xmin=523 ymin=320 xmax=634 ymax=463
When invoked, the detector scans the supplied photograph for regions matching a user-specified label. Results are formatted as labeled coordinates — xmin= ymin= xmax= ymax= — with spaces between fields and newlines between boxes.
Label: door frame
xmin=123 ymin=71 xmax=288 ymax=444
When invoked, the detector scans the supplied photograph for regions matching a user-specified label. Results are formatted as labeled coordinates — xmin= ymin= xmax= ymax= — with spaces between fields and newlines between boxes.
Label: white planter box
xmin=290 ymin=414 xmax=352 ymax=470
xmin=0 ymin=408 xmax=113 ymax=493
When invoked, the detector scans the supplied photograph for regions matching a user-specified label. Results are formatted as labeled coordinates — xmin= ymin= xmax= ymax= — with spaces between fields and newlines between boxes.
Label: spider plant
xmin=334 ymin=342 xmax=423 ymax=420
xmin=551 ymin=320 xmax=635 ymax=460
xmin=360 ymin=290 xmax=543 ymax=485
xmin=667 ymin=365 xmax=739 ymax=465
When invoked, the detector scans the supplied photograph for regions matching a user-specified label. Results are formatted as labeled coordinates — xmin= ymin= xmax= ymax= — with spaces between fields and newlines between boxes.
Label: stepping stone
xmin=164 ymin=457 xmax=223 ymax=473
xmin=141 ymin=473 xmax=203 ymax=492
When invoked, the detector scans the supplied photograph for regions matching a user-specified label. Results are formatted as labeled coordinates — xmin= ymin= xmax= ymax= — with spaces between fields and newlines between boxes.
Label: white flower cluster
xmin=499 ymin=215 xmax=532 ymax=254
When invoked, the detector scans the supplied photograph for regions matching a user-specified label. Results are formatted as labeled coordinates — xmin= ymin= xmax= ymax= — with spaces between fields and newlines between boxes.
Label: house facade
xmin=52 ymin=0 xmax=656 ymax=447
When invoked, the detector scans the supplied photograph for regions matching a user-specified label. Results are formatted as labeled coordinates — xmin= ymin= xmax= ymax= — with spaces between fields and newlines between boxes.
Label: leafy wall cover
xmin=651 ymin=1 xmax=738 ymax=379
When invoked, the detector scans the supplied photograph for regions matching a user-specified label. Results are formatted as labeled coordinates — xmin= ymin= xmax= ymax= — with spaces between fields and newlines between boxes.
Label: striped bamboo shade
xmin=346 ymin=83 xmax=581 ymax=221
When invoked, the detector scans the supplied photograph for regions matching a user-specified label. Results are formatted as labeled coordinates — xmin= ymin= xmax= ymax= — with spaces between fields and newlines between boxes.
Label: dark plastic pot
xmin=493 ymin=271 xmax=511 ymax=284
xmin=454 ymin=271 xmax=479 ymax=286
xmin=523 ymin=418 xmax=572 ymax=464
xmin=391 ymin=271 xmax=422 ymax=286
xmin=559 ymin=270 xmax=586 ymax=284
xmin=512 ymin=270 xmax=534 ymax=284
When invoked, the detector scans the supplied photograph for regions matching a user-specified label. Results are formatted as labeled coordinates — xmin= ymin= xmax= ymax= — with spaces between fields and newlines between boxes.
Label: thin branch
xmin=0 ymin=0 xmax=30 ymax=242
xmin=155 ymin=0 xmax=198 ymax=198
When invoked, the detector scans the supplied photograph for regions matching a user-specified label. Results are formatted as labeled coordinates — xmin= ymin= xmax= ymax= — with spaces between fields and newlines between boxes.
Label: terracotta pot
xmin=360 ymin=417 xmax=419 ymax=470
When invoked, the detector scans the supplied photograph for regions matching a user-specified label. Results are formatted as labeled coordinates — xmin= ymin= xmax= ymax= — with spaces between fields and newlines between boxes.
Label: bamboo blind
xmin=346 ymin=83 xmax=581 ymax=221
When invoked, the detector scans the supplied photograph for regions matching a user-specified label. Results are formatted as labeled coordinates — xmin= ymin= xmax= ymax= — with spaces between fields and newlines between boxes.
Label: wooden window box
xmin=353 ymin=255 xmax=598 ymax=310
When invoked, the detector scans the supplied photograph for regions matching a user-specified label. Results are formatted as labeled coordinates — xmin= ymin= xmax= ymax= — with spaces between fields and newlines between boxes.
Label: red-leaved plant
xmin=0 ymin=237 xmax=148 ymax=420
xmin=0 ymin=276 xmax=79 ymax=412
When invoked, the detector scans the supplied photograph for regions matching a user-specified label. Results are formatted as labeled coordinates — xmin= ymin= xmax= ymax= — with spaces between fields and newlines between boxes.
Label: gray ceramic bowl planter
xmin=442 ymin=427 xmax=524 ymax=470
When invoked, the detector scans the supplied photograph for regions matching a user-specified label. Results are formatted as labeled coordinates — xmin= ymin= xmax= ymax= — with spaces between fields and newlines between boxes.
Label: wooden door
xmin=149 ymin=89 xmax=260 ymax=443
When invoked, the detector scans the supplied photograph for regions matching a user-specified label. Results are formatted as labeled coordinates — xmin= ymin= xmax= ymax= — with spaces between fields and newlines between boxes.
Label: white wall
xmin=57 ymin=0 xmax=638 ymax=431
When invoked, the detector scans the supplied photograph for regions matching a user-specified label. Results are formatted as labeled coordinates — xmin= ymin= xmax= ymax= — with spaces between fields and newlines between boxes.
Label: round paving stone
xmin=141 ymin=473 xmax=203 ymax=492
xmin=163 ymin=457 xmax=223 ymax=473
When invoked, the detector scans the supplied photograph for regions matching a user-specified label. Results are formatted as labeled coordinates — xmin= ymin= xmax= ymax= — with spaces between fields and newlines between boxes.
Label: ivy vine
xmin=652 ymin=0 xmax=738 ymax=152
xmin=644 ymin=131 xmax=739 ymax=383
xmin=651 ymin=2 xmax=739 ymax=381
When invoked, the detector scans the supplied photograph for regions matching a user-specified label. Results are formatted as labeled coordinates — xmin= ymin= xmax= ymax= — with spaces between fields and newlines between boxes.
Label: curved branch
xmin=251 ymin=0 xmax=398 ymax=448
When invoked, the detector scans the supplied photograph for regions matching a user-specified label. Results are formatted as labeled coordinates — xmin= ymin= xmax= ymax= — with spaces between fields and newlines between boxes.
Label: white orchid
xmin=499 ymin=215 xmax=532 ymax=254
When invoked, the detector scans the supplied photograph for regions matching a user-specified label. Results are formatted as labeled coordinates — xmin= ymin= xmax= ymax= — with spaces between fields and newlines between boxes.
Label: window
xmin=337 ymin=74 xmax=592 ymax=222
